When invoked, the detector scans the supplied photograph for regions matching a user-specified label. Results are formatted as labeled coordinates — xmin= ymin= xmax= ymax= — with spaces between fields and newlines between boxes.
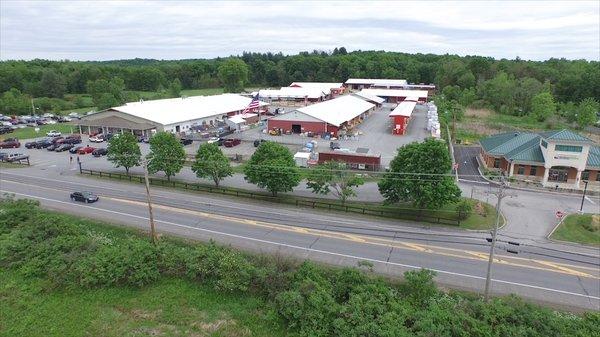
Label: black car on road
xmin=180 ymin=138 xmax=193 ymax=146
xmin=92 ymin=148 xmax=108 ymax=157
xmin=34 ymin=139 xmax=54 ymax=149
xmin=70 ymin=191 xmax=99 ymax=203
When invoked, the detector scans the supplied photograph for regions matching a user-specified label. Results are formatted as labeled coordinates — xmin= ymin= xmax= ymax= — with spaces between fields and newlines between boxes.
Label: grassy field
xmin=0 ymin=270 xmax=286 ymax=337
xmin=551 ymin=213 xmax=600 ymax=246
xmin=454 ymin=108 xmax=577 ymax=144
xmin=0 ymin=124 xmax=76 ymax=141
xmin=60 ymin=106 xmax=96 ymax=115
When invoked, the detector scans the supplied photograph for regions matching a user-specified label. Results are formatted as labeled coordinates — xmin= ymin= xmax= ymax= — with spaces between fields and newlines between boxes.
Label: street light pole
xmin=142 ymin=158 xmax=157 ymax=244
xmin=579 ymin=180 xmax=589 ymax=213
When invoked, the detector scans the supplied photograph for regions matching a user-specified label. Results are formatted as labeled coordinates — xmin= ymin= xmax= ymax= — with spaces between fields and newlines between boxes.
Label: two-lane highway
xmin=1 ymin=170 xmax=598 ymax=311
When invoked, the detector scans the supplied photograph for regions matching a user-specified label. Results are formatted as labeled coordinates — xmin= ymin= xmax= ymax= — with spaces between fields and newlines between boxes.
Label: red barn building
xmin=389 ymin=100 xmax=417 ymax=135
xmin=266 ymin=95 xmax=375 ymax=137
xmin=318 ymin=151 xmax=381 ymax=171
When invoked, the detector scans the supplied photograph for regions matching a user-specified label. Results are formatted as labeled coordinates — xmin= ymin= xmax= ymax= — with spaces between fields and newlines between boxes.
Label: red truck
xmin=223 ymin=138 xmax=241 ymax=147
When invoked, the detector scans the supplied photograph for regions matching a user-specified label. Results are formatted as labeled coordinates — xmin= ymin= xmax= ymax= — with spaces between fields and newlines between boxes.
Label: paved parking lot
xmin=454 ymin=145 xmax=487 ymax=182
xmin=237 ymin=103 xmax=430 ymax=166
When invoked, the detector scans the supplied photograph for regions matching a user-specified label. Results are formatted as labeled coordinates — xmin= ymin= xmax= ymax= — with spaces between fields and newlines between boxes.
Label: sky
xmin=1 ymin=0 xmax=598 ymax=61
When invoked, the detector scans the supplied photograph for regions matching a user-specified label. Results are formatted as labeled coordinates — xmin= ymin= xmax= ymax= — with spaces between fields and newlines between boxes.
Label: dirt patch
xmin=465 ymin=108 xmax=494 ymax=118
xmin=474 ymin=202 xmax=487 ymax=217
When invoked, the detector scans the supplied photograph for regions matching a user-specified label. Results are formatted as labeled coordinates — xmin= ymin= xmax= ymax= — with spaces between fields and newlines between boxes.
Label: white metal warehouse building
xmin=77 ymin=94 xmax=268 ymax=136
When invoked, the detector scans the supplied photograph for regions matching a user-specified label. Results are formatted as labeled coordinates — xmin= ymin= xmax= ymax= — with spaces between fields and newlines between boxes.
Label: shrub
xmin=402 ymin=269 xmax=438 ymax=308
xmin=456 ymin=199 xmax=473 ymax=220
xmin=185 ymin=241 xmax=254 ymax=292
xmin=75 ymin=238 xmax=159 ymax=287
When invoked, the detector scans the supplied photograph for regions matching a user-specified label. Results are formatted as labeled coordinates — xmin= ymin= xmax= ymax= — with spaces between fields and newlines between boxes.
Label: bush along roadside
xmin=0 ymin=198 xmax=598 ymax=337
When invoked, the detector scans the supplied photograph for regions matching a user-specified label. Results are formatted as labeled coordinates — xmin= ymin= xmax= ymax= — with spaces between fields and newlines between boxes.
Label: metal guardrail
xmin=79 ymin=168 xmax=461 ymax=226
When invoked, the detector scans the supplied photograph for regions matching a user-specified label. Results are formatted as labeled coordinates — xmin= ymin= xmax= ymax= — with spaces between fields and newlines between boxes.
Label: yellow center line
xmin=103 ymin=196 xmax=598 ymax=279
xmin=2 ymin=179 xmax=597 ymax=279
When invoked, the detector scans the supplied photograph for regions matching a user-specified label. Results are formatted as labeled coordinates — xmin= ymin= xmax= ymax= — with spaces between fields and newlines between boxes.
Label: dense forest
xmin=0 ymin=49 xmax=598 ymax=126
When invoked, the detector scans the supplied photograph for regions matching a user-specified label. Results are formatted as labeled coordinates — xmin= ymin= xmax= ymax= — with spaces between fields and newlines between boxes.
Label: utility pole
xmin=483 ymin=176 xmax=516 ymax=302
xmin=579 ymin=180 xmax=589 ymax=213
xmin=142 ymin=159 xmax=157 ymax=244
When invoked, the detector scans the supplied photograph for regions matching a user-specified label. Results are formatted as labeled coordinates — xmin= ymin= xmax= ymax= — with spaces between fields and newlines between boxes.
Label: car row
xmin=25 ymin=134 xmax=82 ymax=149
xmin=206 ymin=137 xmax=241 ymax=147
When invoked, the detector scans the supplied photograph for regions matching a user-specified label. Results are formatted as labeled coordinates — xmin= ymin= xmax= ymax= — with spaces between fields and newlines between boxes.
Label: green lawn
xmin=60 ymin=106 xmax=96 ymax=115
xmin=0 ymin=270 xmax=285 ymax=337
xmin=0 ymin=124 xmax=77 ymax=141
xmin=551 ymin=213 xmax=600 ymax=246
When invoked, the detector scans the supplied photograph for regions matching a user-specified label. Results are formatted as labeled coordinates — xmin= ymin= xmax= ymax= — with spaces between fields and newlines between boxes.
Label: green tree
xmin=577 ymin=98 xmax=599 ymax=129
xmin=0 ymin=88 xmax=31 ymax=115
xmin=168 ymin=78 xmax=182 ymax=98
xmin=244 ymin=142 xmax=300 ymax=196
xmin=531 ymin=92 xmax=556 ymax=122
xmin=218 ymin=58 xmax=249 ymax=93
xmin=306 ymin=161 xmax=365 ymax=204
xmin=39 ymin=69 xmax=67 ymax=98
xmin=478 ymin=72 xmax=516 ymax=114
xmin=86 ymin=77 xmax=125 ymax=109
xmin=191 ymin=143 xmax=232 ymax=187
xmin=146 ymin=132 xmax=186 ymax=181
xmin=378 ymin=139 xmax=461 ymax=209
xmin=107 ymin=132 xmax=141 ymax=174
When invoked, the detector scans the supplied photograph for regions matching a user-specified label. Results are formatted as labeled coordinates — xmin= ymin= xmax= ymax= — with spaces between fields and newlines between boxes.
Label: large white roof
xmin=361 ymin=88 xmax=428 ymax=99
xmin=295 ymin=95 xmax=375 ymax=127
xmin=352 ymin=91 xmax=385 ymax=104
xmin=289 ymin=82 xmax=344 ymax=92
xmin=346 ymin=78 xmax=408 ymax=86
xmin=258 ymin=87 xmax=326 ymax=99
xmin=112 ymin=94 xmax=267 ymax=126
xmin=389 ymin=101 xmax=417 ymax=117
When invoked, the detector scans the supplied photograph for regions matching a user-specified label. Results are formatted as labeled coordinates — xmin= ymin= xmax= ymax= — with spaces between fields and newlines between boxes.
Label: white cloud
xmin=0 ymin=0 xmax=598 ymax=61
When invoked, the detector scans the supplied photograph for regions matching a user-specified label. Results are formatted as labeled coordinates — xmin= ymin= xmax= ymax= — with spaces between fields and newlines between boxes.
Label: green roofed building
xmin=479 ymin=130 xmax=600 ymax=189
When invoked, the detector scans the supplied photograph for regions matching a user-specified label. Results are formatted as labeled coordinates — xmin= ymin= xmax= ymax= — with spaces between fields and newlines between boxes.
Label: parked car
xmin=55 ymin=143 xmax=74 ymax=152
xmin=35 ymin=138 xmax=54 ymax=149
xmin=47 ymin=143 xmax=59 ymax=151
xmin=180 ymin=138 xmax=193 ymax=146
xmin=69 ymin=146 xmax=83 ymax=154
xmin=223 ymin=138 xmax=241 ymax=147
xmin=253 ymin=139 xmax=267 ymax=147
xmin=0 ymin=126 xmax=13 ymax=134
xmin=64 ymin=135 xmax=82 ymax=144
xmin=52 ymin=137 xmax=65 ymax=144
xmin=104 ymin=133 xmax=114 ymax=141
xmin=92 ymin=148 xmax=108 ymax=157
xmin=77 ymin=146 xmax=95 ymax=154
xmin=207 ymin=137 xmax=220 ymax=144
xmin=58 ymin=116 xmax=72 ymax=123
xmin=330 ymin=142 xmax=340 ymax=150
xmin=0 ymin=138 xmax=20 ymax=149
xmin=70 ymin=191 xmax=99 ymax=203
xmin=4 ymin=153 xmax=28 ymax=162
xmin=25 ymin=141 xmax=38 ymax=149
xmin=46 ymin=130 xmax=62 ymax=137
xmin=0 ymin=152 xmax=8 ymax=161
xmin=89 ymin=134 xmax=105 ymax=143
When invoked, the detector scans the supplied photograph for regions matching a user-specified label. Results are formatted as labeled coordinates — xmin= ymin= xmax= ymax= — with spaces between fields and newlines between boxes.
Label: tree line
xmin=1 ymin=50 xmax=598 ymax=125
xmin=107 ymin=134 xmax=463 ymax=214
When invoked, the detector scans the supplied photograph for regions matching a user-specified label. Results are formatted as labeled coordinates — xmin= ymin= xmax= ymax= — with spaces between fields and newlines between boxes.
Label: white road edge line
xmin=4 ymin=190 xmax=599 ymax=302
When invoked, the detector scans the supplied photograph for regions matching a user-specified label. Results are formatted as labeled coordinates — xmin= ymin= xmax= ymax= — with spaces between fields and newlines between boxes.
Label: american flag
xmin=242 ymin=93 xmax=260 ymax=113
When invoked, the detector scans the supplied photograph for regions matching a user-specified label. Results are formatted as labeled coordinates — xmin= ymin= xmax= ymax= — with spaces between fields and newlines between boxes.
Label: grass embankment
xmin=0 ymin=199 xmax=598 ymax=337
xmin=0 ymin=124 xmax=76 ymax=141
xmin=0 ymin=270 xmax=282 ymax=337
xmin=551 ymin=213 xmax=600 ymax=246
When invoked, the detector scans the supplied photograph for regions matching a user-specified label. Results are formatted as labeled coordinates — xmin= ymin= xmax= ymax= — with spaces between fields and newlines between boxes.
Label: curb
xmin=546 ymin=213 xmax=600 ymax=249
